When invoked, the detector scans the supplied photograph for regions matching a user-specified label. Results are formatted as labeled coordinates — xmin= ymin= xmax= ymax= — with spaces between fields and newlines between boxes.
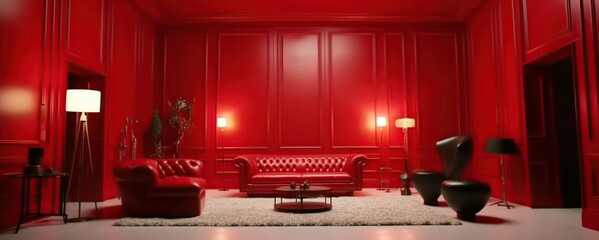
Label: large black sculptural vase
xmin=411 ymin=135 xmax=473 ymax=206
xmin=412 ymin=135 xmax=491 ymax=221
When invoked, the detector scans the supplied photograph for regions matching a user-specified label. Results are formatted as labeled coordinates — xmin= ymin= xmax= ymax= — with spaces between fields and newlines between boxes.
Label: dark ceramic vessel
xmin=441 ymin=179 xmax=491 ymax=221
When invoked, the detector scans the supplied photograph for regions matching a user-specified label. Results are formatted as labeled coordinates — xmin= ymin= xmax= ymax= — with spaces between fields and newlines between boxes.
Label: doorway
xmin=523 ymin=56 xmax=582 ymax=208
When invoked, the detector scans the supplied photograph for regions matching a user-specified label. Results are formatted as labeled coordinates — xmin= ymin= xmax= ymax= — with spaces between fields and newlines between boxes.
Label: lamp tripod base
xmin=489 ymin=199 xmax=515 ymax=209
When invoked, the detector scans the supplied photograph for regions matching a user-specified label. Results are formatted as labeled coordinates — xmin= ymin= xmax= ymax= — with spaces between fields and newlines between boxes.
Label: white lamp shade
xmin=396 ymin=118 xmax=415 ymax=128
xmin=66 ymin=89 xmax=101 ymax=113
xmin=217 ymin=118 xmax=227 ymax=128
xmin=376 ymin=117 xmax=387 ymax=127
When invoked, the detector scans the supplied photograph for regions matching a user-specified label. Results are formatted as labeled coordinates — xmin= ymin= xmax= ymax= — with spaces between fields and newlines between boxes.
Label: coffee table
xmin=274 ymin=186 xmax=332 ymax=213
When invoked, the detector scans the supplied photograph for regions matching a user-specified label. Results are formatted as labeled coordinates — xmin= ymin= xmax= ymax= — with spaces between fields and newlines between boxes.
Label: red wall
xmin=160 ymin=27 xmax=469 ymax=189
xmin=3 ymin=0 xmax=598 ymax=232
xmin=0 ymin=0 xmax=157 ymax=229
xmin=466 ymin=0 xmax=599 ymax=230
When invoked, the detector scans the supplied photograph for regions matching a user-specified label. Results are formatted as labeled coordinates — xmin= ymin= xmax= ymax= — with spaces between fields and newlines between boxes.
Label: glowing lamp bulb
xmin=217 ymin=118 xmax=227 ymax=128
xmin=376 ymin=117 xmax=387 ymax=127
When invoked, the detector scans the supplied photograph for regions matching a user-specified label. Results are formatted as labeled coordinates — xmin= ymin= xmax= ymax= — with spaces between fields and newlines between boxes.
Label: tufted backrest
xmin=156 ymin=159 xmax=204 ymax=178
xmin=255 ymin=156 xmax=347 ymax=173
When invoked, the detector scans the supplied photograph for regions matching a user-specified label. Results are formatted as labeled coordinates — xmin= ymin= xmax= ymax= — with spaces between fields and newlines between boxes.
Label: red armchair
xmin=113 ymin=159 xmax=206 ymax=218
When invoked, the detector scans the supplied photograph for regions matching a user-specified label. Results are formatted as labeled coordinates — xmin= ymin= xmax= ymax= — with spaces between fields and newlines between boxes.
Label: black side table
xmin=5 ymin=172 xmax=68 ymax=233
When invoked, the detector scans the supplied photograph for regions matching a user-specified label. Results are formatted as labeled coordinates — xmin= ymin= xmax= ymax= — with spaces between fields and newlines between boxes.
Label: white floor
xmin=2 ymin=189 xmax=599 ymax=240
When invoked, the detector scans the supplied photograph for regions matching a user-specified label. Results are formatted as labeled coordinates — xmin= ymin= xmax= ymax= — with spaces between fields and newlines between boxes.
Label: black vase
xmin=400 ymin=171 xmax=411 ymax=195
xmin=28 ymin=148 xmax=44 ymax=166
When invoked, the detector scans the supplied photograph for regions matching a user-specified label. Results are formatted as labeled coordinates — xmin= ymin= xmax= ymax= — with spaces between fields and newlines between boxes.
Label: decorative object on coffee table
xmin=396 ymin=118 xmax=415 ymax=195
xmin=301 ymin=180 xmax=310 ymax=190
xmin=217 ymin=117 xmax=228 ymax=191
xmin=290 ymin=182 xmax=297 ymax=189
xmin=274 ymin=186 xmax=332 ymax=213
xmin=485 ymin=138 xmax=518 ymax=209
xmin=168 ymin=97 xmax=194 ymax=158
xmin=65 ymin=89 xmax=100 ymax=221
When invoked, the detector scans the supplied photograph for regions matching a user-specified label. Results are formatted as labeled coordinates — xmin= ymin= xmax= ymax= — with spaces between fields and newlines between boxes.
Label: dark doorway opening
xmin=523 ymin=56 xmax=582 ymax=208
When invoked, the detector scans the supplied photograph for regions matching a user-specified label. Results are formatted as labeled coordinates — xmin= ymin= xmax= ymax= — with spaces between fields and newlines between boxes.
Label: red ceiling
xmin=130 ymin=0 xmax=488 ymax=24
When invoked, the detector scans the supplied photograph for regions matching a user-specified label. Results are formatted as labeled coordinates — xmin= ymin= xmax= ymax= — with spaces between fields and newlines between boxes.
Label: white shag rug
xmin=113 ymin=196 xmax=460 ymax=226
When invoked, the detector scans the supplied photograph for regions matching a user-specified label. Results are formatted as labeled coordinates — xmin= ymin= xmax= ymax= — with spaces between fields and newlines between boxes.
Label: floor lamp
xmin=217 ymin=118 xmax=228 ymax=191
xmin=485 ymin=138 xmax=518 ymax=209
xmin=376 ymin=117 xmax=387 ymax=191
xmin=65 ymin=89 xmax=100 ymax=221
xmin=396 ymin=118 xmax=415 ymax=195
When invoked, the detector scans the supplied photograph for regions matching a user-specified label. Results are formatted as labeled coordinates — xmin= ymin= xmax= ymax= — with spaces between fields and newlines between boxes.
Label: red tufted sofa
xmin=113 ymin=158 xmax=206 ymax=218
xmin=234 ymin=154 xmax=367 ymax=196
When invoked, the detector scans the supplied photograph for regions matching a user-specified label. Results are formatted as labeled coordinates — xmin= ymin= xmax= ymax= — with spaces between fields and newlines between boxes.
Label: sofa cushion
xmin=251 ymin=173 xmax=306 ymax=184
xmin=147 ymin=177 xmax=205 ymax=198
xmin=301 ymin=172 xmax=352 ymax=183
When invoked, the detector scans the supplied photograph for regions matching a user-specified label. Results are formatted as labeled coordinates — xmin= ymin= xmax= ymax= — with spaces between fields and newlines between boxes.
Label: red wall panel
xmin=414 ymin=31 xmax=464 ymax=171
xmin=66 ymin=0 xmax=106 ymax=73
xmin=467 ymin=0 xmax=532 ymax=206
xmin=384 ymin=33 xmax=411 ymax=177
xmin=0 ymin=0 xmax=46 ymax=144
xmin=0 ymin=0 xmax=55 ymax=230
xmin=330 ymin=33 xmax=377 ymax=149
xmin=520 ymin=0 xmax=582 ymax=62
xmin=217 ymin=33 xmax=270 ymax=149
xmin=467 ymin=5 xmax=502 ymax=195
xmin=163 ymin=33 xmax=207 ymax=151
xmin=582 ymin=0 xmax=599 ymax=230
xmin=522 ymin=0 xmax=571 ymax=51
xmin=159 ymin=27 xmax=466 ymax=189
xmin=135 ymin=21 xmax=157 ymax=157
xmin=278 ymin=32 xmax=323 ymax=148
xmin=385 ymin=33 xmax=408 ymax=149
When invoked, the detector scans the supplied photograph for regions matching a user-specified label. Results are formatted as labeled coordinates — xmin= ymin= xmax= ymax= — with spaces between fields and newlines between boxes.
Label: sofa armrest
xmin=113 ymin=159 xmax=160 ymax=184
xmin=233 ymin=156 xmax=257 ymax=191
xmin=347 ymin=155 xmax=367 ymax=188
xmin=233 ymin=156 xmax=257 ymax=175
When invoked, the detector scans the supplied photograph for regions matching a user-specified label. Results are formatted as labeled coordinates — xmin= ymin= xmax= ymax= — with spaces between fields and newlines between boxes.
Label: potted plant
xmin=167 ymin=97 xmax=194 ymax=158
